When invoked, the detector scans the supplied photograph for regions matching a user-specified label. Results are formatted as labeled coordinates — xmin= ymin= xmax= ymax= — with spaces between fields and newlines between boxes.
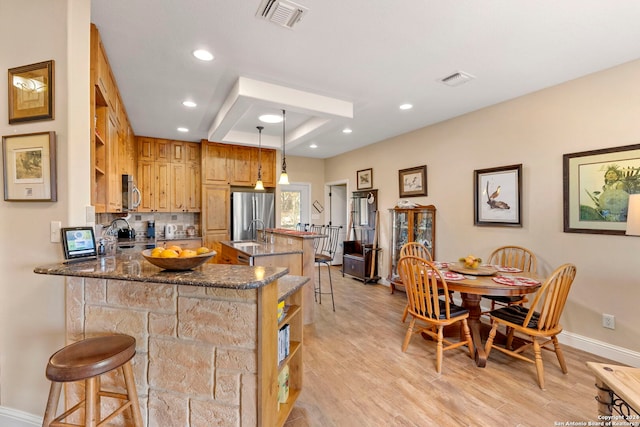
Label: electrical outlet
xmin=602 ymin=313 xmax=615 ymax=330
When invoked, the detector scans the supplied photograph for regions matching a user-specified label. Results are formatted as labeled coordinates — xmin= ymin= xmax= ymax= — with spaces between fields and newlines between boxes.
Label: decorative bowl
xmin=141 ymin=249 xmax=216 ymax=271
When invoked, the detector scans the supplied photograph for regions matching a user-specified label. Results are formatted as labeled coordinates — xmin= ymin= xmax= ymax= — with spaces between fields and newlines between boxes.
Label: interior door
xmin=329 ymin=184 xmax=347 ymax=265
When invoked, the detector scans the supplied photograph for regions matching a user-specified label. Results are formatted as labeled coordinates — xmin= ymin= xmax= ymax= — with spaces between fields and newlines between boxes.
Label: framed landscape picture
xmin=563 ymin=144 xmax=640 ymax=235
xmin=474 ymin=164 xmax=522 ymax=227
xmin=398 ymin=165 xmax=427 ymax=197
xmin=2 ymin=131 xmax=57 ymax=201
xmin=8 ymin=60 xmax=55 ymax=123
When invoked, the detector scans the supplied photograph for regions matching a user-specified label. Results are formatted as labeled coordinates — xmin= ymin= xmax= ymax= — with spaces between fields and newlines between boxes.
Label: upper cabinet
xmin=137 ymin=136 xmax=201 ymax=213
xmin=90 ymin=24 xmax=136 ymax=213
xmin=201 ymin=140 xmax=276 ymax=187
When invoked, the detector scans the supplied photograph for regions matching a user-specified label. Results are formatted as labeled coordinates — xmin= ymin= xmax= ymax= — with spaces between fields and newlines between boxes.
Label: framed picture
xmin=474 ymin=164 xmax=522 ymax=227
xmin=357 ymin=168 xmax=373 ymax=190
xmin=563 ymin=144 xmax=640 ymax=235
xmin=8 ymin=60 xmax=55 ymax=123
xmin=398 ymin=165 xmax=427 ymax=197
xmin=2 ymin=131 xmax=57 ymax=201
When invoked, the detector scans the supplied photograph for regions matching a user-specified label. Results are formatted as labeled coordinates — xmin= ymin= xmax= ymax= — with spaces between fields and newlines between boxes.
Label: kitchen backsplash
xmin=97 ymin=212 xmax=201 ymax=239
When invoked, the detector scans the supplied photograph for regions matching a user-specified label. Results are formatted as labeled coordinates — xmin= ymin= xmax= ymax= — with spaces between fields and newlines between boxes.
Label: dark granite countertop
xmin=221 ymin=240 xmax=304 ymax=257
xmin=278 ymin=275 xmax=311 ymax=302
xmin=265 ymin=228 xmax=323 ymax=240
xmin=33 ymin=252 xmax=292 ymax=290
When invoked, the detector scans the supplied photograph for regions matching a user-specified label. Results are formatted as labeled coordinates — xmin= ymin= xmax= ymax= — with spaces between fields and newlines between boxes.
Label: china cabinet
xmin=388 ymin=205 xmax=436 ymax=293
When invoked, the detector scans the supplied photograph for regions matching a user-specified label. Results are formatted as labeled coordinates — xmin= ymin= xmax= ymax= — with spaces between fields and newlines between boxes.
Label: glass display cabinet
xmin=388 ymin=205 xmax=436 ymax=293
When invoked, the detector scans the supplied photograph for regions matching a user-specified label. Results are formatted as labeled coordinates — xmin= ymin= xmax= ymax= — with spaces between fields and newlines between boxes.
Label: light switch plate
xmin=86 ymin=205 xmax=96 ymax=223
xmin=50 ymin=221 xmax=62 ymax=243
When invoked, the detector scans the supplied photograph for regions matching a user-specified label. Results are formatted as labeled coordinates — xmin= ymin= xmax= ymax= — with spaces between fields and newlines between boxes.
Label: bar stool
xmin=42 ymin=334 xmax=143 ymax=427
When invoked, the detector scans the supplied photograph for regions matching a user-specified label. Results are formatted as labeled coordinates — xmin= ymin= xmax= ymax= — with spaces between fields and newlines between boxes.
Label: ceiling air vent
xmin=256 ymin=0 xmax=308 ymax=29
xmin=440 ymin=71 xmax=475 ymax=87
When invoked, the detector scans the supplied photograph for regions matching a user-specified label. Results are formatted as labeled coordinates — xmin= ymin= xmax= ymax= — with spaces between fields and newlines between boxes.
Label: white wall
xmin=325 ymin=59 xmax=640 ymax=355
xmin=0 ymin=0 xmax=90 ymax=417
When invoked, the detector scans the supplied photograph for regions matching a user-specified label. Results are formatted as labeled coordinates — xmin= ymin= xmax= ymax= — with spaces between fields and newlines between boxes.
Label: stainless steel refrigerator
xmin=231 ymin=192 xmax=275 ymax=241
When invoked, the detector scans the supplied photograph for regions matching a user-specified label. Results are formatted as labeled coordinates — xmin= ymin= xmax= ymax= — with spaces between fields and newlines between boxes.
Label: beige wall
xmin=326 ymin=59 xmax=640 ymax=353
xmin=0 ymin=0 xmax=91 ymax=416
xmin=1 ymin=0 xmax=638 ymax=418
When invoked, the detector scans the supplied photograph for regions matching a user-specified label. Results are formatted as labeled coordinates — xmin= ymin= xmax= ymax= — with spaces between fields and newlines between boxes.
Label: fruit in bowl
xmin=142 ymin=246 xmax=216 ymax=270
xmin=459 ymin=255 xmax=482 ymax=269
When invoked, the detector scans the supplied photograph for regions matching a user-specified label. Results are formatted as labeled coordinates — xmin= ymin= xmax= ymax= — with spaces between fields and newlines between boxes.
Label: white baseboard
xmin=0 ymin=407 xmax=41 ymax=427
xmin=558 ymin=331 xmax=640 ymax=367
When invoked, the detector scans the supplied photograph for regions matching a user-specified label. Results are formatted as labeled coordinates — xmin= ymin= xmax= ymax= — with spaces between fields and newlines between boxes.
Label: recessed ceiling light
xmin=259 ymin=114 xmax=283 ymax=124
xmin=342 ymin=128 xmax=352 ymax=134
xmin=399 ymin=103 xmax=413 ymax=110
xmin=182 ymin=101 xmax=197 ymax=108
xmin=309 ymin=143 xmax=318 ymax=149
xmin=177 ymin=127 xmax=189 ymax=132
xmin=193 ymin=49 xmax=214 ymax=61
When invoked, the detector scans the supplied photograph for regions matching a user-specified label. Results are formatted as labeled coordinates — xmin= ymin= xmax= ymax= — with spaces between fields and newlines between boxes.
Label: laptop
xmin=61 ymin=226 xmax=98 ymax=263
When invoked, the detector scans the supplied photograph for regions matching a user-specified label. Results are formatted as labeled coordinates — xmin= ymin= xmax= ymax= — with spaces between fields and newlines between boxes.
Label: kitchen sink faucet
xmin=247 ymin=219 xmax=266 ymax=242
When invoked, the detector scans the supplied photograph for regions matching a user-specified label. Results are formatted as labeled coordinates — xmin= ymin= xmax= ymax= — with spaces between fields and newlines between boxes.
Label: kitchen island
xmin=34 ymin=252 xmax=308 ymax=427
xmin=220 ymin=228 xmax=323 ymax=324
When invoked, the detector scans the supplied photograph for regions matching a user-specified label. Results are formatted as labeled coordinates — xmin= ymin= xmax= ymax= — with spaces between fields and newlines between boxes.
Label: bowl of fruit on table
xmin=141 ymin=245 xmax=216 ymax=270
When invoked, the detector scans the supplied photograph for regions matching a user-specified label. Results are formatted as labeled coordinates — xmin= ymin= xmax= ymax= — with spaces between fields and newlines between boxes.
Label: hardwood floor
xmin=284 ymin=266 xmax=613 ymax=427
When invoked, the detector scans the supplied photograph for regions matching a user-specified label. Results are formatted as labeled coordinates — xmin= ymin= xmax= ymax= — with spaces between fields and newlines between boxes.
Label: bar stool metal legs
xmin=42 ymin=334 xmax=143 ymax=427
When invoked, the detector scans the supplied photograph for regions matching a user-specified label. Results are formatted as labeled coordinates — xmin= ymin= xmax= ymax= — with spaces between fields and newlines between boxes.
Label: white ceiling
xmin=91 ymin=0 xmax=640 ymax=159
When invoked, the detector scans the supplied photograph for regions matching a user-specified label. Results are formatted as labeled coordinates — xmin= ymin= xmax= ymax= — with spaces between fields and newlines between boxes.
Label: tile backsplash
xmin=97 ymin=212 xmax=201 ymax=239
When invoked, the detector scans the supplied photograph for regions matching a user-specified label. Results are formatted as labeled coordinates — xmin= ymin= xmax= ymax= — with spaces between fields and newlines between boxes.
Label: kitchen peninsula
xmin=34 ymin=252 xmax=308 ymax=427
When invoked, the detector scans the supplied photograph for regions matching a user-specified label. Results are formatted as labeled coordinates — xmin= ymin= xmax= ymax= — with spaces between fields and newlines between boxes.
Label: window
xmin=280 ymin=183 xmax=310 ymax=229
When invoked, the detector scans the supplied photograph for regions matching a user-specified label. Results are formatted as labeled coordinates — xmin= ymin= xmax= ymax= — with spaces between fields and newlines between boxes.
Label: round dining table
xmin=436 ymin=264 xmax=542 ymax=367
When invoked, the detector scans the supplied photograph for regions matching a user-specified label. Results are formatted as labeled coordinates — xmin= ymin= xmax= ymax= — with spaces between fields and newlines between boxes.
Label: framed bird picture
xmin=474 ymin=164 xmax=522 ymax=227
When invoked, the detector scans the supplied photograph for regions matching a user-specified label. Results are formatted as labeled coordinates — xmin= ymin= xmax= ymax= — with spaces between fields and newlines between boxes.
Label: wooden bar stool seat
xmin=42 ymin=334 xmax=143 ymax=427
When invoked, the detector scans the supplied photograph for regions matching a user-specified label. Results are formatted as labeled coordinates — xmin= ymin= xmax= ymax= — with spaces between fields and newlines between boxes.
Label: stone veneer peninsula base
xmin=35 ymin=254 xmax=308 ymax=427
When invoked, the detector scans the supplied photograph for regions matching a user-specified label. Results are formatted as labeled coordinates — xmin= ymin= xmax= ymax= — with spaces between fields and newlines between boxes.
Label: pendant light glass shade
xmin=255 ymin=126 xmax=265 ymax=190
xmin=279 ymin=109 xmax=290 ymax=185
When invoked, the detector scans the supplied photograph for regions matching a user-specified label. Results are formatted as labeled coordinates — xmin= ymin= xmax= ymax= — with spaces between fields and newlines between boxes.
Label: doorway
xmin=326 ymin=180 xmax=348 ymax=265
xmin=280 ymin=183 xmax=311 ymax=229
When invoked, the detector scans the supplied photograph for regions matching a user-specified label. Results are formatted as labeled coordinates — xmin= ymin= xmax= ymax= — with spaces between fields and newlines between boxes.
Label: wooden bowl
xmin=141 ymin=249 xmax=216 ymax=271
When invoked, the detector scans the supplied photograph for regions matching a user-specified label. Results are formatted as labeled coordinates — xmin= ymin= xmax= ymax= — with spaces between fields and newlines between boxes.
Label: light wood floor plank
xmin=284 ymin=266 xmax=613 ymax=427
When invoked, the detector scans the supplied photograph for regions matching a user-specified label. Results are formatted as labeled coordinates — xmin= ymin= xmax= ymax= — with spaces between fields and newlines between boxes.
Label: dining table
xmin=432 ymin=262 xmax=543 ymax=368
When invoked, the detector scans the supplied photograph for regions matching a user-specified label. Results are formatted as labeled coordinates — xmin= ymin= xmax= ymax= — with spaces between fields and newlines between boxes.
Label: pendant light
xmin=254 ymin=126 xmax=265 ymax=190
xmin=279 ymin=109 xmax=290 ymax=185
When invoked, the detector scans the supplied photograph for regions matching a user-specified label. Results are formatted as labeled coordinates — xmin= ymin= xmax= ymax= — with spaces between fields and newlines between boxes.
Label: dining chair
xmin=399 ymin=242 xmax=433 ymax=322
xmin=484 ymin=245 xmax=538 ymax=310
xmin=484 ymin=263 xmax=577 ymax=389
xmin=314 ymin=225 xmax=342 ymax=311
xmin=398 ymin=256 xmax=474 ymax=373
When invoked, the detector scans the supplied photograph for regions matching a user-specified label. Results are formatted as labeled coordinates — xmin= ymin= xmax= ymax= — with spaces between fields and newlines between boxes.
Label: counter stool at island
xmin=42 ymin=334 xmax=143 ymax=427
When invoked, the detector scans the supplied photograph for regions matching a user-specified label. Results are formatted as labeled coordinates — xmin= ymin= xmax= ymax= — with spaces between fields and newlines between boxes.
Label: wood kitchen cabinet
xmin=201 ymin=140 xmax=276 ymax=187
xmin=138 ymin=136 xmax=155 ymax=161
xmin=202 ymin=141 xmax=230 ymax=184
xmin=90 ymin=24 xmax=136 ymax=213
xmin=170 ymin=162 xmax=186 ymax=212
xmin=202 ymin=184 xmax=230 ymax=259
xmin=229 ymin=145 xmax=253 ymax=186
xmin=138 ymin=137 xmax=201 ymax=212
xmin=388 ymin=205 xmax=436 ymax=293
xmin=251 ymin=148 xmax=277 ymax=188
xmin=185 ymin=161 xmax=201 ymax=212
xmin=106 ymin=113 xmax=121 ymax=212
xmin=137 ymin=160 xmax=170 ymax=212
